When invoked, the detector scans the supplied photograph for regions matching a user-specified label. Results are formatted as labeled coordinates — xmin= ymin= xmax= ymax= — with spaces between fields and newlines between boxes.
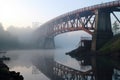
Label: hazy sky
xmin=0 ymin=0 xmax=114 ymax=28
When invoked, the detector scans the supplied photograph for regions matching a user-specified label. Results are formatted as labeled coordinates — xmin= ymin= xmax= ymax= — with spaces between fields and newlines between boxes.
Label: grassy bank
xmin=100 ymin=34 xmax=120 ymax=54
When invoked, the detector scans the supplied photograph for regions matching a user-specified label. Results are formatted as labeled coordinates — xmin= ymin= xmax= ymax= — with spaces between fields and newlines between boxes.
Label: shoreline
xmin=0 ymin=60 xmax=24 ymax=80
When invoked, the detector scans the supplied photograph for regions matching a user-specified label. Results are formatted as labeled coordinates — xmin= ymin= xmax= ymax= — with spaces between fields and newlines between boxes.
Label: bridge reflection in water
xmin=53 ymin=61 xmax=93 ymax=80
xmin=32 ymin=52 xmax=120 ymax=80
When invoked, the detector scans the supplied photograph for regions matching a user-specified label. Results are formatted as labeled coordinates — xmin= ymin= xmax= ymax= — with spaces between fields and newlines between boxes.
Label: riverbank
xmin=66 ymin=34 xmax=120 ymax=60
xmin=0 ymin=60 xmax=24 ymax=80
xmin=100 ymin=34 xmax=120 ymax=54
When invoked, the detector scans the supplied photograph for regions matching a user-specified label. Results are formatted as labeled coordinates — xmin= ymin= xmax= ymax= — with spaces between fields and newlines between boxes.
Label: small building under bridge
xmin=79 ymin=37 xmax=92 ymax=50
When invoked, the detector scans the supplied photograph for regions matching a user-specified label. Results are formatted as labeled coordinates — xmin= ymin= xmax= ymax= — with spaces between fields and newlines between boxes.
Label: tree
xmin=112 ymin=21 xmax=119 ymax=34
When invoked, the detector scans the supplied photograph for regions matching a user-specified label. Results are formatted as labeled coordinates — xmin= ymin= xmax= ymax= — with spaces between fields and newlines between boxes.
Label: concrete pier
xmin=91 ymin=9 xmax=113 ymax=51
xmin=36 ymin=37 xmax=55 ymax=49
xmin=43 ymin=37 xmax=55 ymax=49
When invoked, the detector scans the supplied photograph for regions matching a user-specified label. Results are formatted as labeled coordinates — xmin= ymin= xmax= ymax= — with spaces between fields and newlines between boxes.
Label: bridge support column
xmin=36 ymin=38 xmax=45 ymax=48
xmin=91 ymin=9 xmax=113 ymax=51
xmin=36 ymin=37 xmax=55 ymax=49
xmin=43 ymin=37 xmax=55 ymax=49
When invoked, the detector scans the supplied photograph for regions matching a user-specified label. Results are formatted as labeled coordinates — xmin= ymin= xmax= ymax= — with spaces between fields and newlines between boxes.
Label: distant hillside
xmin=100 ymin=34 xmax=120 ymax=54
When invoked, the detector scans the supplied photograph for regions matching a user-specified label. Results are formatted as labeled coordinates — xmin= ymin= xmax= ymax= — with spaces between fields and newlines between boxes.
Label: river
xmin=4 ymin=49 xmax=120 ymax=80
xmin=4 ymin=49 xmax=80 ymax=80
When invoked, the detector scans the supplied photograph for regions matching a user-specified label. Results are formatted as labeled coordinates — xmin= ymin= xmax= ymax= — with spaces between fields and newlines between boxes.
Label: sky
xmin=0 ymin=0 xmax=115 ymax=28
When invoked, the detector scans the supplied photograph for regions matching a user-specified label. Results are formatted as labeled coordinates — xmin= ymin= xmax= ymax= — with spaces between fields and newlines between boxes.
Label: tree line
xmin=0 ymin=23 xmax=19 ymax=50
xmin=0 ymin=23 xmax=38 ymax=50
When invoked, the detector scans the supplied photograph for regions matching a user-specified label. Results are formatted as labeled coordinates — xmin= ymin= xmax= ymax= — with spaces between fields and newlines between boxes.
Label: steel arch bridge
xmin=34 ymin=1 xmax=120 ymax=50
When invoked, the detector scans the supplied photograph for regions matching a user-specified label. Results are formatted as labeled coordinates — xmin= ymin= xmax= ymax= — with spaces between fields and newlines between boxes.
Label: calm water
xmin=4 ymin=49 xmax=120 ymax=80
xmin=4 ymin=49 xmax=80 ymax=80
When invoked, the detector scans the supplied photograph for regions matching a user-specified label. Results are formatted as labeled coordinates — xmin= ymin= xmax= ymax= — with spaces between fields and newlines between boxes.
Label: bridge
xmin=34 ymin=1 xmax=120 ymax=50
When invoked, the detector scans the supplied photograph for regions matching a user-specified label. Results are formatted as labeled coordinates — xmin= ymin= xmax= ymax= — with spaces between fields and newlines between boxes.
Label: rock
xmin=0 ymin=60 xmax=24 ymax=80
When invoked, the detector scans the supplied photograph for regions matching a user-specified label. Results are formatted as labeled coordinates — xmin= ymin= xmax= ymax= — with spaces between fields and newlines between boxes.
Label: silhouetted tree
xmin=112 ymin=21 xmax=119 ymax=34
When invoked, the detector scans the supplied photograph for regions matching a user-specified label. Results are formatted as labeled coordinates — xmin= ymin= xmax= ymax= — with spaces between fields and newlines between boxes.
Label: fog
xmin=7 ymin=26 xmax=36 ymax=46
xmin=5 ymin=50 xmax=53 ymax=80
xmin=0 ymin=22 xmax=40 ymax=49
xmin=0 ymin=23 xmax=19 ymax=49
xmin=0 ymin=22 xmax=92 ymax=49
xmin=0 ymin=15 xmax=119 ymax=50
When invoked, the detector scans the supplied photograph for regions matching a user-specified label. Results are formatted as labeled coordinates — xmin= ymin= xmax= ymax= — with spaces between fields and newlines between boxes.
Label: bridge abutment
xmin=91 ymin=9 xmax=113 ymax=51
xmin=43 ymin=37 xmax=55 ymax=49
xmin=37 ymin=37 xmax=55 ymax=49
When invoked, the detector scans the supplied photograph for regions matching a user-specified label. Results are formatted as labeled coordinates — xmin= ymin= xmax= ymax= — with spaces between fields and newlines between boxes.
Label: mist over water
xmin=3 ymin=30 xmax=90 ymax=79
xmin=1 ymin=23 xmax=92 ymax=80
xmin=5 ymin=49 xmax=84 ymax=80
xmin=0 ymin=1 xmax=119 ymax=80
xmin=5 ymin=50 xmax=51 ymax=80
xmin=4 ymin=30 xmax=91 ymax=80
xmin=1 ymin=21 xmax=119 ymax=80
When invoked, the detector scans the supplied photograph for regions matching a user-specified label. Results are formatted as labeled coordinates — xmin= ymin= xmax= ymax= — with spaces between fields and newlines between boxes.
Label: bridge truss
xmin=37 ymin=1 xmax=120 ymax=37
xmin=35 ymin=1 xmax=120 ymax=49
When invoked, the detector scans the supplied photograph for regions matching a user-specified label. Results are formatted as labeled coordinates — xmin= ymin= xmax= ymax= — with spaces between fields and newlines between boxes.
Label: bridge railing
xmin=43 ymin=0 xmax=120 ymax=26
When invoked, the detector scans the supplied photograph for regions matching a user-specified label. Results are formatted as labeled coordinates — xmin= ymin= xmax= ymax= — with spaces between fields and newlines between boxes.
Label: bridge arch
xmin=54 ymin=31 xmax=92 ymax=48
xmin=35 ymin=1 xmax=120 ymax=50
